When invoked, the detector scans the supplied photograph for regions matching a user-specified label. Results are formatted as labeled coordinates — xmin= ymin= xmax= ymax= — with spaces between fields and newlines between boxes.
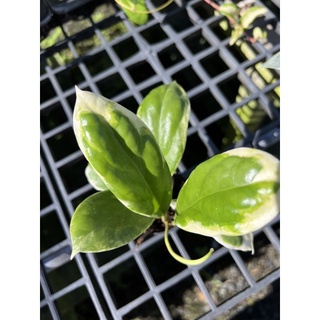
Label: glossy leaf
xmin=175 ymin=147 xmax=280 ymax=237
xmin=73 ymin=87 xmax=172 ymax=218
xmin=137 ymin=82 xmax=190 ymax=175
xmin=240 ymin=6 xmax=268 ymax=29
xmin=85 ymin=163 xmax=109 ymax=191
xmin=213 ymin=233 xmax=254 ymax=253
xmin=115 ymin=0 xmax=148 ymax=25
xmin=70 ymin=190 xmax=154 ymax=258
xmin=218 ymin=3 xmax=240 ymax=23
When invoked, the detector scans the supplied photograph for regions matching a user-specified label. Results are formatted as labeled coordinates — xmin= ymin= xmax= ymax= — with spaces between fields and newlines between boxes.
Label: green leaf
xmin=137 ymin=82 xmax=190 ymax=175
xmin=175 ymin=147 xmax=280 ymax=237
xmin=229 ymin=25 xmax=244 ymax=45
xmin=218 ymin=3 xmax=240 ymax=23
xmin=240 ymin=6 xmax=268 ymax=29
xmin=252 ymin=26 xmax=267 ymax=41
xmin=73 ymin=87 xmax=172 ymax=218
xmin=70 ymin=190 xmax=154 ymax=258
xmin=85 ymin=163 xmax=109 ymax=191
xmin=213 ymin=233 xmax=254 ymax=253
xmin=262 ymin=52 xmax=280 ymax=70
xmin=116 ymin=0 xmax=148 ymax=25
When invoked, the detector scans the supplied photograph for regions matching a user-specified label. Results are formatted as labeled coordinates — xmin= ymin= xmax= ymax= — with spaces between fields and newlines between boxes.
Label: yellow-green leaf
xmin=70 ymin=190 xmax=154 ymax=258
xmin=137 ymin=82 xmax=190 ymax=175
xmin=73 ymin=87 xmax=172 ymax=218
xmin=175 ymin=147 xmax=280 ymax=237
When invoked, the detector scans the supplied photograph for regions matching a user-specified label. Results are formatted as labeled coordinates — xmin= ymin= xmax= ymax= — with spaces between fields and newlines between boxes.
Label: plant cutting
xmin=205 ymin=0 xmax=268 ymax=45
xmin=114 ymin=0 xmax=268 ymax=46
xmin=69 ymin=81 xmax=280 ymax=265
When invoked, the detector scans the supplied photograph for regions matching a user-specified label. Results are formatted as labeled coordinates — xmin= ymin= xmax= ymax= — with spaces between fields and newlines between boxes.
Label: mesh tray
xmin=40 ymin=0 xmax=280 ymax=318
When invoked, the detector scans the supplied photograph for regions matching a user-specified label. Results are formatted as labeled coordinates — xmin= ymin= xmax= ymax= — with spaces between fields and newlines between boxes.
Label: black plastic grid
xmin=40 ymin=0 xmax=280 ymax=318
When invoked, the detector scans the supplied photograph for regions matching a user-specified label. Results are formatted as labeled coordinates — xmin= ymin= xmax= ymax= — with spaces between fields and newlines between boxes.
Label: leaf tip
xmin=70 ymin=250 xmax=78 ymax=260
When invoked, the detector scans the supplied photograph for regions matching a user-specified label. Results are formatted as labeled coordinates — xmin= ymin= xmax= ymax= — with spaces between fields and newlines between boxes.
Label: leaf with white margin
xmin=73 ymin=87 xmax=172 ymax=218
xmin=213 ymin=233 xmax=254 ymax=253
xmin=85 ymin=163 xmax=109 ymax=191
xmin=175 ymin=147 xmax=280 ymax=238
xmin=218 ymin=3 xmax=240 ymax=23
xmin=240 ymin=6 xmax=268 ymax=29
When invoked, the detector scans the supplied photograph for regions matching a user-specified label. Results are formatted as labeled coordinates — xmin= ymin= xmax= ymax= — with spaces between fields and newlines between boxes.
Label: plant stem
xmin=163 ymin=216 xmax=214 ymax=266
xmin=202 ymin=0 xmax=220 ymax=11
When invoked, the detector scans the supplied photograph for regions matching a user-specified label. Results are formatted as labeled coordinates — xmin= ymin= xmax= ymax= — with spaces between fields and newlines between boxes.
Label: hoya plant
xmin=70 ymin=81 xmax=280 ymax=265
xmin=113 ymin=0 xmax=268 ymax=46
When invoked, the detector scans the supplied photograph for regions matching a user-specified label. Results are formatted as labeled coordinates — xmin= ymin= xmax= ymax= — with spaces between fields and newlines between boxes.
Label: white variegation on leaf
xmin=73 ymin=87 xmax=172 ymax=218
xmin=175 ymin=147 xmax=280 ymax=238
xmin=213 ymin=233 xmax=254 ymax=253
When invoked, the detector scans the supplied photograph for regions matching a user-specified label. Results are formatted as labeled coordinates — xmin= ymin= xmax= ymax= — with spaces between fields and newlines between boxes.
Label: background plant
xmin=70 ymin=81 xmax=280 ymax=265
xmin=115 ymin=0 xmax=268 ymax=45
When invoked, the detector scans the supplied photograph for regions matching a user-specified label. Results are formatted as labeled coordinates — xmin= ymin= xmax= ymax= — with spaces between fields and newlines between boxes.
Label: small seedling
xmin=70 ymin=81 xmax=280 ymax=265
xmin=204 ymin=0 xmax=268 ymax=45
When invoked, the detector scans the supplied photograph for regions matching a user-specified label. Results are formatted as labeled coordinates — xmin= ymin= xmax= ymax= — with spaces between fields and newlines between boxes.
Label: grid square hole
xmin=40 ymin=305 xmax=53 ymax=320
xmin=113 ymin=37 xmax=139 ymax=61
xmin=127 ymin=61 xmax=156 ymax=84
xmin=172 ymin=66 xmax=202 ymax=91
xmin=96 ymin=73 xmax=128 ymax=97
xmin=204 ymin=115 xmax=245 ymax=151
xmin=83 ymin=50 xmax=113 ymax=76
xmin=192 ymin=1 xmax=216 ymax=20
xmin=161 ymin=275 xmax=211 ymax=319
xmin=59 ymin=156 xmax=88 ymax=193
xmin=158 ymin=44 xmax=184 ymax=68
xmin=217 ymin=75 xmax=252 ymax=104
xmin=44 ymin=258 xmax=82 ymax=294
xmin=41 ymin=78 xmax=56 ymax=103
xmin=190 ymin=90 xmax=223 ymax=120
xmin=117 ymin=96 xmax=139 ymax=114
xmin=103 ymin=257 xmax=149 ymax=308
xmin=140 ymin=24 xmax=168 ymax=44
xmin=200 ymin=51 xmax=229 ymax=78
xmin=46 ymin=127 xmax=79 ymax=161
xmin=183 ymin=30 xmax=211 ymax=54
xmin=56 ymin=65 xmax=85 ymax=91
xmin=41 ymin=102 xmax=69 ymax=133
xmin=199 ymin=252 xmax=250 ymax=306
xmin=41 ymin=211 xmax=66 ymax=252
xmin=55 ymin=286 xmax=100 ymax=319
xmin=41 ymin=178 xmax=52 ymax=209
xmin=141 ymin=238 xmax=186 ymax=285
xmin=182 ymin=133 xmax=208 ymax=169
xmin=163 ymin=9 xmax=194 ymax=32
